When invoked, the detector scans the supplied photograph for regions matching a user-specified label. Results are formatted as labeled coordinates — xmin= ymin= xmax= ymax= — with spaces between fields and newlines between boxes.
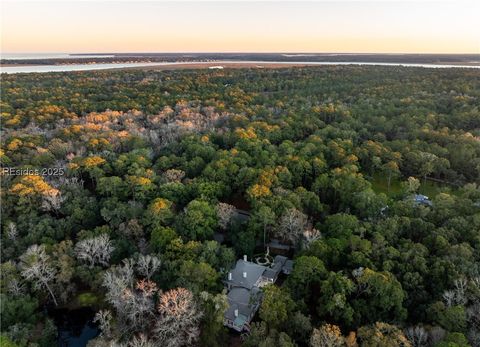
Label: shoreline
xmin=2 ymin=60 xmax=480 ymax=74
xmin=2 ymin=60 xmax=480 ymax=68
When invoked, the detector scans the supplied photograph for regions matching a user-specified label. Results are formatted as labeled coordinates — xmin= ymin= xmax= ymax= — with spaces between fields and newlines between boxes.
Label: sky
xmin=1 ymin=0 xmax=479 ymax=54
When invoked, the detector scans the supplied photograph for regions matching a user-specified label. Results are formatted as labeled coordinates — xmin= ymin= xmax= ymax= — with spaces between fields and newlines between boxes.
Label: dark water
xmin=50 ymin=307 xmax=99 ymax=347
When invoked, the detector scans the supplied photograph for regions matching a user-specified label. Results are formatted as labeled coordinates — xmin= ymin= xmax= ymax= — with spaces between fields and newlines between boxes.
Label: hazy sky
xmin=1 ymin=0 xmax=479 ymax=54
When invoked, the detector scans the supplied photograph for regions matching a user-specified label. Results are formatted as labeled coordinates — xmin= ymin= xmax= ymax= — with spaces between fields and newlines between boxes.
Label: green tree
xmin=287 ymin=256 xmax=327 ymax=304
xmin=198 ymin=291 xmax=229 ymax=347
xmin=177 ymin=199 xmax=218 ymax=241
xmin=352 ymin=268 xmax=406 ymax=325
xmin=259 ymin=285 xmax=295 ymax=330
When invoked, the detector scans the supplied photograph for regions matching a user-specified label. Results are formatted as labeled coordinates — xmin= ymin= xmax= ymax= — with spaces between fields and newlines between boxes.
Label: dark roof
xmin=226 ymin=260 xmax=266 ymax=289
xmin=282 ymin=260 xmax=294 ymax=274
xmin=267 ymin=239 xmax=291 ymax=250
xmin=224 ymin=287 xmax=261 ymax=321
xmin=263 ymin=268 xmax=278 ymax=279
xmin=273 ymin=255 xmax=287 ymax=266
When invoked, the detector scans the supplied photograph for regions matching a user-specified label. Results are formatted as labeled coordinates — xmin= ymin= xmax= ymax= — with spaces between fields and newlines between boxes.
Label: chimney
xmin=228 ymin=272 xmax=232 ymax=281
xmin=243 ymin=254 xmax=247 ymax=262
xmin=234 ymin=309 xmax=239 ymax=317
xmin=243 ymin=271 xmax=247 ymax=278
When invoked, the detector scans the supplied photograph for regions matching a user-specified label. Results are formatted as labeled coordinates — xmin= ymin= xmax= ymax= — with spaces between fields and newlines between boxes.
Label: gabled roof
xmin=224 ymin=287 xmax=262 ymax=321
xmin=263 ymin=256 xmax=287 ymax=279
xmin=226 ymin=260 xmax=266 ymax=289
xmin=224 ymin=256 xmax=293 ymax=332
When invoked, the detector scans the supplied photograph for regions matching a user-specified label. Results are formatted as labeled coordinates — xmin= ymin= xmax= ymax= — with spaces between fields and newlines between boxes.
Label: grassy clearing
xmin=75 ymin=292 xmax=99 ymax=307
xmin=370 ymin=174 xmax=459 ymax=198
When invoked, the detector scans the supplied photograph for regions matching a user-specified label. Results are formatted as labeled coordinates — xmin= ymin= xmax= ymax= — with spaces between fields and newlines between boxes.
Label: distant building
xmin=208 ymin=66 xmax=224 ymax=69
xmin=412 ymin=194 xmax=433 ymax=207
xmin=223 ymin=255 xmax=291 ymax=332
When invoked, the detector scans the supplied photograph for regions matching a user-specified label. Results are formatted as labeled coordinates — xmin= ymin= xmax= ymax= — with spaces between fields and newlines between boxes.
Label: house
xmin=224 ymin=287 xmax=262 ymax=332
xmin=413 ymin=194 xmax=433 ymax=207
xmin=223 ymin=255 xmax=291 ymax=332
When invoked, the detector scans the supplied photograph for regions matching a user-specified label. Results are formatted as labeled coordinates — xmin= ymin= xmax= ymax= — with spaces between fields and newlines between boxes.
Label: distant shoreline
xmin=2 ymin=53 xmax=479 ymax=66
xmin=3 ymin=60 xmax=480 ymax=69
xmin=2 ymin=60 xmax=480 ymax=74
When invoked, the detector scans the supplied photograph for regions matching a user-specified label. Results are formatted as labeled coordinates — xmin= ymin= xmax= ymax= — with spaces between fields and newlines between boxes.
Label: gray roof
xmin=263 ymin=268 xmax=278 ymax=279
xmin=413 ymin=194 xmax=433 ymax=206
xmin=274 ymin=255 xmax=287 ymax=267
xmin=282 ymin=260 xmax=294 ymax=274
xmin=263 ymin=256 xmax=287 ymax=279
xmin=225 ymin=287 xmax=262 ymax=321
xmin=226 ymin=260 xmax=266 ymax=289
xmin=224 ymin=256 xmax=293 ymax=332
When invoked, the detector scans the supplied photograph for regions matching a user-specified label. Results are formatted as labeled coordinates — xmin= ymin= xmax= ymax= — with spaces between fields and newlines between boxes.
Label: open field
xmin=370 ymin=174 xmax=461 ymax=198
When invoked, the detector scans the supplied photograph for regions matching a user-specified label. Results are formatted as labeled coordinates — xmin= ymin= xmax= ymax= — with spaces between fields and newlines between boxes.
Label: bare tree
xmin=442 ymin=290 xmax=456 ymax=307
xmin=216 ymin=202 xmax=236 ymax=229
xmin=162 ymin=169 xmax=185 ymax=183
xmin=6 ymin=222 xmax=18 ymax=241
xmin=453 ymin=278 xmax=468 ymax=306
xmin=94 ymin=310 xmax=113 ymax=338
xmin=302 ymin=226 xmax=322 ymax=247
xmin=471 ymin=276 xmax=480 ymax=294
xmin=41 ymin=188 xmax=65 ymax=213
xmin=7 ymin=278 xmax=25 ymax=296
xmin=443 ymin=278 xmax=468 ymax=307
xmin=19 ymin=244 xmax=58 ymax=306
xmin=75 ymin=234 xmax=114 ymax=268
xmin=277 ymin=208 xmax=308 ymax=245
xmin=405 ymin=326 xmax=429 ymax=347
xmin=310 ymin=324 xmax=345 ymax=347
xmin=136 ymin=254 xmax=161 ymax=280
xmin=154 ymin=287 xmax=202 ymax=347
xmin=103 ymin=260 xmax=157 ymax=332
xmin=128 ymin=334 xmax=155 ymax=347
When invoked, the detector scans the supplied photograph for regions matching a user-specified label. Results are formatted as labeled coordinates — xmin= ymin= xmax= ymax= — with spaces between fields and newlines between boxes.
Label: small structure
xmin=266 ymin=239 xmax=291 ymax=256
xmin=412 ymin=194 xmax=433 ymax=207
xmin=223 ymin=255 xmax=292 ymax=332
xmin=232 ymin=209 xmax=251 ymax=223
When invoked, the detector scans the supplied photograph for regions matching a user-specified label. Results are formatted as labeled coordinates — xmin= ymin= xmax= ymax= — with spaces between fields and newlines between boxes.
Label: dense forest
xmin=1 ymin=66 xmax=480 ymax=347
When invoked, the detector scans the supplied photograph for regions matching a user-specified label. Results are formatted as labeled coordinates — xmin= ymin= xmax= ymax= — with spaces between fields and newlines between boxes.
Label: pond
xmin=50 ymin=307 xmax=99 ymax=347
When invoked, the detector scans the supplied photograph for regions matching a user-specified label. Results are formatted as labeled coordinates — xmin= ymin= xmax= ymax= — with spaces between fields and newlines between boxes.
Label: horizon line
xmin=2 ymin=51 xmax=480 ymax=55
